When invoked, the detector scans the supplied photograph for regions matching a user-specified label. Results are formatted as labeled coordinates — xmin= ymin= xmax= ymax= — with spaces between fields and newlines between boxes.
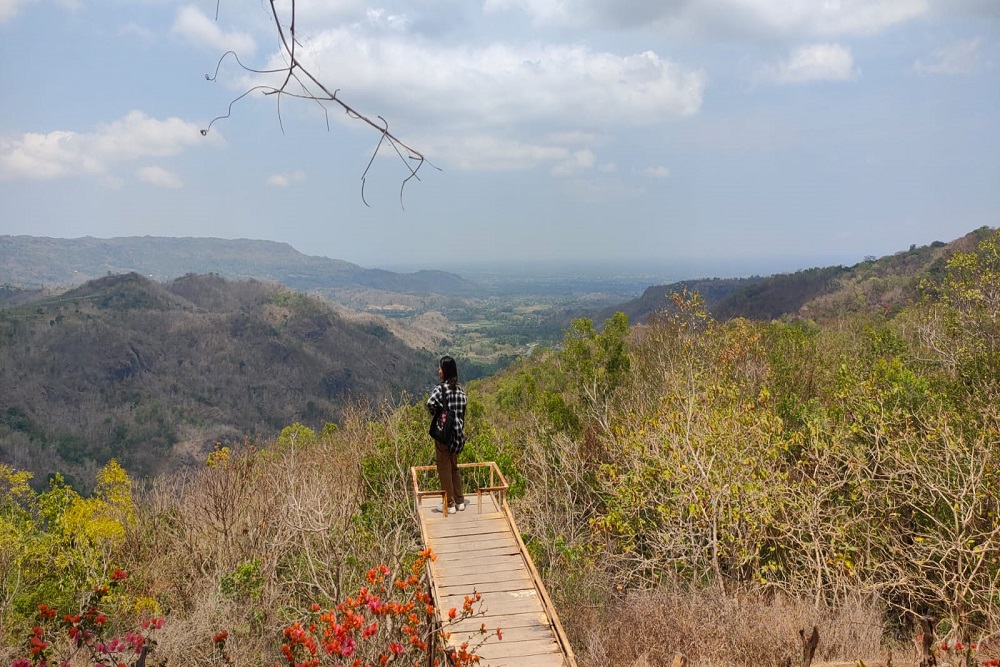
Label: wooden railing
xmin=410 ymin=461 xmax=510 ymax=518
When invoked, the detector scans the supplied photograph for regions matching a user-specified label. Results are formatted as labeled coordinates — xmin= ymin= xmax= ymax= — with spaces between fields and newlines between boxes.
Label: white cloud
xmin=244 ymin=28 xmax=704 ymax=171
xmin=365 ymin=8 xmax=409 ymax=31
xmin=267 ymin=170 xmax=307 ymax=187
xmin=742 ymin=0 xmax=928 ymax=37
xmin=279 ymin=33 xmax=704 ymax=128
xmin=0 ymin=131 xmax=90 ymax=179
xmin=755 ymin=44 xmax=858 ymax=84
xmin=0 ymin=111 xmax=216 ymax=181
xmin=915 ymin=37 xmax=982 ymax=75
xmin=172 ymin=5 xmax=255 ymax=55
xmin=91 ymin=111 xmax=209 ymax=161
xmin=120 ymin=22 xmax=156 ymax=43
xmin=427 ymin=136 xmax=571 ymax=171
xmin=0 ymin=0 xmax=34 ymax=22
xmin=551 ymin=149 xmax=596 ymax=176
xmin=641 ymin=165 xmax=671 ymax=177
xmin=484 ymin=0 xmax=929 ymax=38
xmin=269 ymin=0 xmax=366 ymax=26
xmin=138 ymin=166 xmax=183 ymax=189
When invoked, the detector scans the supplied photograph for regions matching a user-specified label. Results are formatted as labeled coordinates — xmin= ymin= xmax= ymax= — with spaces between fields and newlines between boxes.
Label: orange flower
xmin=448 ymin=608 xmax=457 ymax=619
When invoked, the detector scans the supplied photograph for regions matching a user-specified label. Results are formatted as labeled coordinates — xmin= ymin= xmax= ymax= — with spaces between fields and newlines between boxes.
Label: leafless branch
xmin=204 ymin=0 xmax=439 ymax=206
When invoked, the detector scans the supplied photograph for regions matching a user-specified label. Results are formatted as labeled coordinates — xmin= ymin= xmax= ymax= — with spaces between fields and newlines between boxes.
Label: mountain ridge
xmin=0 ymin=235 xmax=479 ymax=297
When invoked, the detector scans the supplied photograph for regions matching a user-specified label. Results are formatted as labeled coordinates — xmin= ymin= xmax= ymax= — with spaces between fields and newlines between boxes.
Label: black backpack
xmin=429 ymin=384 xmax=456 ymax=445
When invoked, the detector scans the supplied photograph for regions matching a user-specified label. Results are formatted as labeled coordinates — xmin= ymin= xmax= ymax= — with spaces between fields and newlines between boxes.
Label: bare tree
xmin=203 ymin=0 xmax=437 ymax=206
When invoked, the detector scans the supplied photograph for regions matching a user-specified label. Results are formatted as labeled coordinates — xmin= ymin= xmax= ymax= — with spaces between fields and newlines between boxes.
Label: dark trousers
xmin=435 ymin=441 xmax=464 ymax=507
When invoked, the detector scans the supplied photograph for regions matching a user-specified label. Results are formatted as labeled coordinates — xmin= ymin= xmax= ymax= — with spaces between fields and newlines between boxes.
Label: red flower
xmin=214 ymin=631 xmax=229 ymax=644
xmin=29 ymin=635 xmax=47 ymax=655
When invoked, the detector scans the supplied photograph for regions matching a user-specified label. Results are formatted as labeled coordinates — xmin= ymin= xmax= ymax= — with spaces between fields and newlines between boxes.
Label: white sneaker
xmin=434 ymin=503 xmax=457 ymax=515
xmin=456 ymin=501 xmax=467 ymax=511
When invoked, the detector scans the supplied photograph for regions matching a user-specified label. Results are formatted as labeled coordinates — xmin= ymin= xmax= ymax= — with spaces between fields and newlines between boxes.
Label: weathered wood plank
xmin=430 ymin=535 xmax=518 ymax=554
xmin=432 ymin=554 xmax=524 ymax=576
xmin=439 ymin=579 xmax=535 ymax=595
xmin=474 ymin=639 xmax=563 ymax=659
xmin=450 ymin=611 xmax=551 ymax=632
xmin=437 ymin=569 xmax=534 ymax=589
xmin=476 ymin=653 xmax=567 ymax=667
xmin=425 ymin=517 xmax=509 ymax=539
xmin=448 ymin=621 xmax=557 ymax=645
xmin=440 ymin=589 xmax=543 ymax=617
xmin=433 ymin=545 xmax=521 ymax=560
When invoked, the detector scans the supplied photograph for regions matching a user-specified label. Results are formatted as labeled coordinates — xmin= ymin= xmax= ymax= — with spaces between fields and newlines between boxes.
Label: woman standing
xmin=427 ymin=355 xmax=467 ymax=514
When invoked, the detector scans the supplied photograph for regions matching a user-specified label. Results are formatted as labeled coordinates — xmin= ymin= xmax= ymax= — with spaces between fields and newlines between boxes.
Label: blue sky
xmin=1 ymin=0 xmax=997 ymax=273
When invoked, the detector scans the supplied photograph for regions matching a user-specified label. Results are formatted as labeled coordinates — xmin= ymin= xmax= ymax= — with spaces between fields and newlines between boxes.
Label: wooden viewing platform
xmin=411 ymin=462 xmax=577 ymax=667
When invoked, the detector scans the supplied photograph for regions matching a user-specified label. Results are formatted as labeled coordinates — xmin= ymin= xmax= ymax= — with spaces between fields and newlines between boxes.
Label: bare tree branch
xmin=204 ymin=0 xmax=439 ymax=206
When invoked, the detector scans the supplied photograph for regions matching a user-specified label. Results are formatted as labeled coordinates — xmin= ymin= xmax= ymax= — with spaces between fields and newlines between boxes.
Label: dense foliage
xmin=474 ymin=229 xmax=1000 ymax=662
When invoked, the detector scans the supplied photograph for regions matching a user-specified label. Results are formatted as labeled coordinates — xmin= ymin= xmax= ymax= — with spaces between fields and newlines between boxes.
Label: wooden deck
xmin=412 ymin=464 xmax=576 ymax=667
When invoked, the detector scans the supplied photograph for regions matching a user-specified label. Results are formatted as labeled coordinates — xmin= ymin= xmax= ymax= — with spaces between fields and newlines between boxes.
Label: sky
xmin=0 ymin=0 xmax=998 ymax=275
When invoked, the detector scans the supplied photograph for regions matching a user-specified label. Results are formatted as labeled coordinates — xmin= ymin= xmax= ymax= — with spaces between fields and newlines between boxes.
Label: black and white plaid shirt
xmin=427 ymin=383 xmax=467 ymax=453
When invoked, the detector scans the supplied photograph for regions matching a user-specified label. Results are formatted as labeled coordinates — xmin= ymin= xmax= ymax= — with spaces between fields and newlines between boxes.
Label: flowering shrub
xmin=275 ymin=549 xmax=499 ymax=667
xmin=8 ymin=569 xmax=164 ymax=667
xmin=937 ymin=639 xmax=1000 ymax=667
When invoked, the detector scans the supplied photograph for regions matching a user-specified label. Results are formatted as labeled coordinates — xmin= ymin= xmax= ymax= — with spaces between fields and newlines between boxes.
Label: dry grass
xmin=562 ymin=584 xmax=896 ymax=667
xmin=117 ymin=412 xmax=424 ymax=664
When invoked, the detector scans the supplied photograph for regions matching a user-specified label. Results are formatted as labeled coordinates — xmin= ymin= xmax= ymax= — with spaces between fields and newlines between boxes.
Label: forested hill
xmin=0 ymin=235 xmax=478 ymax=296
xmin=608 ymin=227 xmax=996 ymax=324
xmin=0 ymin=272 xmax=434 ymax=489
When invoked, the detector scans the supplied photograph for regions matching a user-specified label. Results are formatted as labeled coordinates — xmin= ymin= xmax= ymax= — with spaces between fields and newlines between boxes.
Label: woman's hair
xmin=439 ymin=355 xmax=459 ymax=388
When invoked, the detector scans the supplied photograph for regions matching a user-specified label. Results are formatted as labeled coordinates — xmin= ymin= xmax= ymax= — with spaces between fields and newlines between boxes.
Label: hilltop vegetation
xmin=0 ymin=273 xmax=433 ymax=488
xmin=2 ymin=228 xmax=999 ymax=666
xmin=614 ymin=227 xmax=995 ymax=325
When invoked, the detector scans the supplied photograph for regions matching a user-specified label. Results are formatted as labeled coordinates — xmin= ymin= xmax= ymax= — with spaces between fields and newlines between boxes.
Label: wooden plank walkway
xmin=412 ymin=464 xmax=576 ymax=667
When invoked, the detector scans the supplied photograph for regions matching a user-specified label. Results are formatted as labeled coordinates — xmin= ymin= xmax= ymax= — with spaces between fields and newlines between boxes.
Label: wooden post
xmin=800 ymin=625 xmax=819 ymax=667
xmin=426 ymin=576 xmax=437 ymax=667
xmin=917 ymin=616 xmax=937 ymax=667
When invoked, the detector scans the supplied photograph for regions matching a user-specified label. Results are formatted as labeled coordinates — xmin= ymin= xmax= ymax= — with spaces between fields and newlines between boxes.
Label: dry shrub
xmin=121 ymin=407 xmax=424 ymax=664
xmin=562 ymin=583 xmax=889 ymax=667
